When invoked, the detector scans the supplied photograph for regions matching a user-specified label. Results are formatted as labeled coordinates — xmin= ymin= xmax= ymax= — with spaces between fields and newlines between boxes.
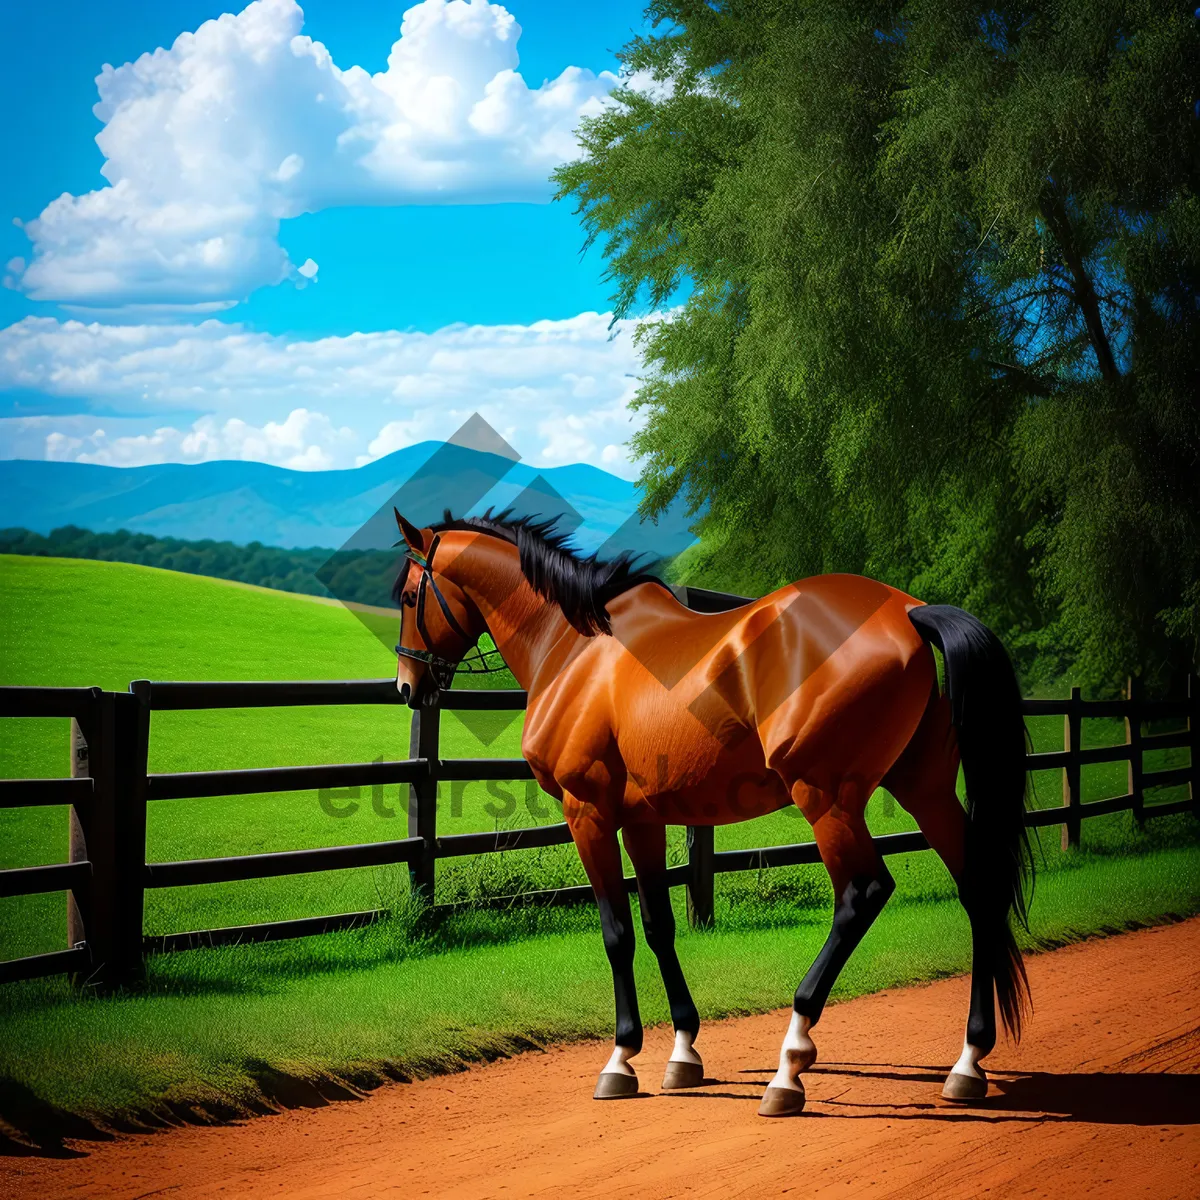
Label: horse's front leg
xmin=567 ymin=800 xmax=643 ymax=1099
xmin=622 ymin=821 xmax=704 ymax=1089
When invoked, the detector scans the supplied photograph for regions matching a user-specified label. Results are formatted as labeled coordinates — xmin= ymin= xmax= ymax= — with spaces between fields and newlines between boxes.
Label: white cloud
xmin=362 ymin=416 xmax=439 ymax=464
xmin=0 ymin=310 xmax=652 ymax=475
xmin=41 ymin=409 xmax=358 ymax=470
xmin=7 ymin=0 xmax=621 ymax=309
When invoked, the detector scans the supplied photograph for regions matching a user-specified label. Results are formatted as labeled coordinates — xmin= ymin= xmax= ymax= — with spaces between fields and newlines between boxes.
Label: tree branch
xmin=985 ymin=360 xmax=1057 ymax=397
xmin=1038 ymin=183 xmax=1121 ymax=383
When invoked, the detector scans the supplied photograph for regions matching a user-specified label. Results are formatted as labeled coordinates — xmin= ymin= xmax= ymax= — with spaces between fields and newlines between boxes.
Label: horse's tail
xmin=907 ymin=604 xmax=1034 ymax=1041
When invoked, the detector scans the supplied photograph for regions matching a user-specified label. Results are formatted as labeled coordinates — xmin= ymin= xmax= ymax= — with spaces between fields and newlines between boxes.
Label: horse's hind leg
xmin=622 ymin=821 xmax=703 ymax=1089
xmin=760 ymin=782 xmax=895 ymax=1117
xmin=881 ymin=686 xmax=994 ymax=1102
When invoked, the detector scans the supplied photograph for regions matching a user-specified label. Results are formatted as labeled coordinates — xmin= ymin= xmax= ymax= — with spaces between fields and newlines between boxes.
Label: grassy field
xmin=0 ymin=553 xmax=1197 ymax=1129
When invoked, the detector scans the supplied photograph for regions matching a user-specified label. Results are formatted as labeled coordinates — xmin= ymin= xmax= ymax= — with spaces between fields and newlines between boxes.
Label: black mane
xmin=429 ymin=507 xmax=670 ymax=636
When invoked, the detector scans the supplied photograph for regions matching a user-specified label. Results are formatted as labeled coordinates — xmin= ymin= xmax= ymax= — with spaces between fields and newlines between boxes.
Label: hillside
xmin=0 ymin=526 xmax=400 ymax=607
xmin=0 ymin=554 xmax=534 ymax=959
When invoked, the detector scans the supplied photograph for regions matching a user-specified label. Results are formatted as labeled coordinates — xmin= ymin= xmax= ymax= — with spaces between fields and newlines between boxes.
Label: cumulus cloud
xmin=0 ymin=311 xmax=651 ymax=474
xmin=42 ymin=409 xmax=357 ymax=470
xmin=7 ymin=0 xmax=620 ymax=310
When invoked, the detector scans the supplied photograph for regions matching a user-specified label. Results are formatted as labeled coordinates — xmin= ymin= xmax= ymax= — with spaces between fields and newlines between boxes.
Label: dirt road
xmin=4 ymin=919 xmax=1198 ymax=1198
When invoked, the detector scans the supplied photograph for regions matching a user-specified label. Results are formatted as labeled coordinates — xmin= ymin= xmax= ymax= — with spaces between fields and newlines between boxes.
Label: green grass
xmin=1 ymin=848 xmax=1196 ymax=1128
xmin=0 ymin=554 xmax=1197 ymax=1130
xmin=0 ymin=554 xmax=565 ymax=956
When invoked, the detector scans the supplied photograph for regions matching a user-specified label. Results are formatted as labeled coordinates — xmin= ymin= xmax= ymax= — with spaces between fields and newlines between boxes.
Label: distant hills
xmin=0 ymin=525 xmax=413 ymax=610
xmin=0 ymin=443 xmax=658 ymax=554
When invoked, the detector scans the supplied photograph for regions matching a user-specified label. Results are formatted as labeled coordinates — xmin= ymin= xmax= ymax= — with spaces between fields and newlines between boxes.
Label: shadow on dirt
xmin=0 ymin=1081 xmax=110 ymax=1159
xmin=988 ymin=1070 xmax=1199 ymax=1125
xmin=817 ymin=1061 xmax=1199 ymax=1125
xmin=0 ymin=1062 xmax=387 ymax=1159
xmin=692 ymin=1062 xmax=1200 ymax=1126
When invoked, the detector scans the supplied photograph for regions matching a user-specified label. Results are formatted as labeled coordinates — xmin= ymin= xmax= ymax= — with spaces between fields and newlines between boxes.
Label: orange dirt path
xmin=4 ymin=919 xmax=1198 ymax=1199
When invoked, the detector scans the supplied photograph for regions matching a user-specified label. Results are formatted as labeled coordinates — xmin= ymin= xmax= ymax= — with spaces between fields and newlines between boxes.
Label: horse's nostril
xmin=397 ymin=681 xmax=411 ymax=704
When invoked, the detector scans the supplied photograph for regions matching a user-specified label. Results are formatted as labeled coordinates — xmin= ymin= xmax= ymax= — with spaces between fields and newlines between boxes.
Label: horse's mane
xmin=427 ymin=507 xmax=670 ymax=636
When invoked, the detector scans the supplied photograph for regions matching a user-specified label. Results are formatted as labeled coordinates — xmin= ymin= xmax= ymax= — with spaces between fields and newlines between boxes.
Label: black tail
xmin=908 ymin=604 xmax=1034 ymax=1041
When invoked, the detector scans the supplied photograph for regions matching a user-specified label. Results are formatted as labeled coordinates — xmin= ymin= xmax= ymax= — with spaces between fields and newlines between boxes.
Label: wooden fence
xmin=1 ymin=670 xmax=1196 ymax=988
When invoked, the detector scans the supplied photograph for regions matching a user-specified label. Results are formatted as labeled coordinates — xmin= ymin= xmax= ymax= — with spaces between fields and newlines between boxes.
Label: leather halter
xmin=394 ymin=533 xmax=507 ymax=691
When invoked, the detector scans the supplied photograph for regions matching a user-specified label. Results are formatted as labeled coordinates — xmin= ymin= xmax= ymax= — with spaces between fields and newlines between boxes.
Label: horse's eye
xmin=403 ymin=591 xmax=417 ymax=608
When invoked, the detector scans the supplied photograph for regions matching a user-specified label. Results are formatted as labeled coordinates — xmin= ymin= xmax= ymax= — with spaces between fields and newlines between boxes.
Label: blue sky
xmin=0 ymin=0 xmax=666 ymax=474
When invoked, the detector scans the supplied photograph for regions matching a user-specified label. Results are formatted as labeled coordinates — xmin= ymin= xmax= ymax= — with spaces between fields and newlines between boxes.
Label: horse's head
xmin=392 ymin=508 xmax=480 ymax=709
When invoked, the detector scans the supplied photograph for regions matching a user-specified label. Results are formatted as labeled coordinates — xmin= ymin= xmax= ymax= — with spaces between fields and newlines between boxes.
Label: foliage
xmin=0 ymin=525 xmax=404 ymax=610
xmin=554 ymin=0 xmax=1200 ymax=691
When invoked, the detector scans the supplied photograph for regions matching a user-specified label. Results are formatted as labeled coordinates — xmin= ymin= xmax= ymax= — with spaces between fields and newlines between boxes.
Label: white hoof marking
xmin=769 ymin=1012 xmax=816 ymax=1093
xmin=603 ymin=1044 xmax=637 ymax=1077
xmin=668 ymin=1029 xmax=702 ymax=1066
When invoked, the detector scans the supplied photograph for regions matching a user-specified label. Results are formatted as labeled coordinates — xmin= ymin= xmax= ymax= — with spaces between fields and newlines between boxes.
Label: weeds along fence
xmin=1 ymin=671 xmax=1197 ymax=988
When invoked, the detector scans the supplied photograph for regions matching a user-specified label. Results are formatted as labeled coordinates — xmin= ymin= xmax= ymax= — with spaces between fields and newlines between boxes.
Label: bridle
xmin=394 ymin=533 xmax=508 ymax=692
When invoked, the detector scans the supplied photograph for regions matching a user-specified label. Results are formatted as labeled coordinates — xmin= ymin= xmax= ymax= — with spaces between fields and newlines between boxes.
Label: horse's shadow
xmin=666 ymin=1063 xmax=1200 ymax=1126
xmin=985 ymin=1070 xmax=1198 ymax=1125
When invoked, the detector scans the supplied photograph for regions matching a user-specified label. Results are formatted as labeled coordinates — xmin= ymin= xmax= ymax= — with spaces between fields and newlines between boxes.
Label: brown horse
xmin=391 ymin=507 xmax=1033 ymax=1116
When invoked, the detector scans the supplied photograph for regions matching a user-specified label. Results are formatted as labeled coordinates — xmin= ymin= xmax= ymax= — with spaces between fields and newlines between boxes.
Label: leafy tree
xmin=555 ymin=0 xmax=1199 ymax=690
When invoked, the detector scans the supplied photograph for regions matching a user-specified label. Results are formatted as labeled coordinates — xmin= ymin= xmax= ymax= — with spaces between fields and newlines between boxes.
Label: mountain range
xmin=0 ymin=444 xmax=684 ymax=557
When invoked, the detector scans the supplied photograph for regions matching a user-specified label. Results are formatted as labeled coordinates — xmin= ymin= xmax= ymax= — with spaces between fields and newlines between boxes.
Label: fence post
xmin=79 ymin=690 xmax=124 ymax=984
xmin=110 ymin=682 xmax=152 ymax=982
xmin=67 ymin=707 xmax=91 ymax=953
xmin=1126 ymin=676 xmax=1144 ymax=827
xmin=686 ymin=825 xmax=714 ymax=929
xmin=1062 ymin=686 xmax=1082 ymax=851
xmin=407 ymin=704 xmax=440 ymax=903
xmin=1190 ymin=672 xmax=1199 ymax=821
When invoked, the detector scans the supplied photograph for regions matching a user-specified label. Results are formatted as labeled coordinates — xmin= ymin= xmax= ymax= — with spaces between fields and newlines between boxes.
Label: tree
xmin=554 ymin=0 xmax=1200 ymax=689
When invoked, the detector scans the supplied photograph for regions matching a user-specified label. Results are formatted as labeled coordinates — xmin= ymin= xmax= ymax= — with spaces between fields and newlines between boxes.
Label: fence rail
xmin=1 ymin=662 xmax=1196 ymax=987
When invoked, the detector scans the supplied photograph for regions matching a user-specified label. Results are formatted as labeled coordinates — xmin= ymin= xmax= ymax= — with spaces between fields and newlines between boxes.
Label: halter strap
xmin=395 ymin=532 xmax=508 ymax=690
xmin=415 ymin=535 xmax=472 ymax=645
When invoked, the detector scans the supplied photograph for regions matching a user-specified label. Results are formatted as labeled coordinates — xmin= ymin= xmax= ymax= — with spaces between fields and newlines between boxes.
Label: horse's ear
xmin=394 ymin=508 xmax=426 ymax=552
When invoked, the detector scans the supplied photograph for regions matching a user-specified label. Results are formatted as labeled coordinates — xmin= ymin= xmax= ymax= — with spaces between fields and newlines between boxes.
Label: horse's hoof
xmin=758 ymin=1082 xmax=806 ymax=1117
xmin=941 ymin=1068 xmax=988 ymax=1103
xmin=594 ymin=1071 xmax=639 ymax=1100
xmin=661 ymin=1060 xmax=705 ymax=1090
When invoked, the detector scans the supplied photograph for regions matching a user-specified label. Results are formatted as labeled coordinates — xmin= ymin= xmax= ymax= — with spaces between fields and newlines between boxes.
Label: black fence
xmin=1 ymin=667 xmax=1196 ymax=987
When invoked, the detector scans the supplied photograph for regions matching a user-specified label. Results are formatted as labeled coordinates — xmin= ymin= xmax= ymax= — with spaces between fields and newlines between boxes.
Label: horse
xmin=390 ymin=506 xmax=1033 ymax=1116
